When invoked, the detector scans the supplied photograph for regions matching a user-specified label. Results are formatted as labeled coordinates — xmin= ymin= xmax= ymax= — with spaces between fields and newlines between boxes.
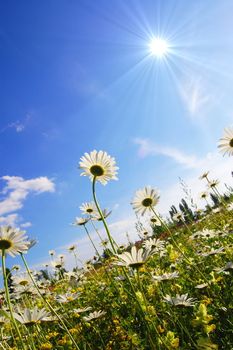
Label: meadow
xmin=0 ymin=127 xmax=232 ymax=350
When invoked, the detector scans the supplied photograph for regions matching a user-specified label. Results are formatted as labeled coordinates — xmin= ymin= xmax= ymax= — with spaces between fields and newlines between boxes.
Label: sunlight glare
xmin=149 ymin=38 xmax=169 ymax=58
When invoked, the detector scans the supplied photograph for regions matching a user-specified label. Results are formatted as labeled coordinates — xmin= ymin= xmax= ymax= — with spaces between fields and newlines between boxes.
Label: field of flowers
xmin=0 ymin=127 xmax=232 ymax=350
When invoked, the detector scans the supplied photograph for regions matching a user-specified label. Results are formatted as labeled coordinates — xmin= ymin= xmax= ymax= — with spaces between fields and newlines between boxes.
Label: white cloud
xmin=0 ymin=113 xmax=31 ymax=134
xmin=0 ymin=213 xmax=19 ymax=226
xmin=134 ymin=137 xmax=201 ymax=169
xmin=20 ymin=222 xmax=32 ymax=228
xmin=178 ymin=77 xmax=211 ymax=117
xmin=0 ymin=176 xmax=55 ymax=226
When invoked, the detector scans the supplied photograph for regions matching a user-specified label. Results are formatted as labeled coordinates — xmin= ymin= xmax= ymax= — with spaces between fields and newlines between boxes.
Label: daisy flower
xmin=164 ymin=293 xmax=196 ymax=307
xmin=152 ymin=271 xmax=179 ymax=282
xmin=218 ymin=126 xmax=233 ymax=156
xmin=150 ymin=215 xmax=162 ymax=226
xmin=227 ymin=203 xmax=233 ymax=211
xmin=67 ymin=244 xmax=77 ymax=252
xmin=49 ymin=250 xmax=55 ymax=256
xmin=215 ymin=261 xmax=233 ymax=273
xmin=79 ymin=202 xmax=97 ymax=215
xmin=13 ymin=307 xmax=51 ymax=326
xmin=208 ymin=179 xmax=219 ymax=189
xmin=0 ymin=226 xmax=29 ymax=257
xmin=12 ymin=274 xmax=32 ymax=287
xmin=199 ymin=191 xmax=208 ymax=200
xmin=142 ymin=238 xmax=165 ymax=252
xmin=201 ymin=247 xmax=224 ymax=257
xmin=72 ymin=217 xmax=90 ymax=226
xmin=55 ymin=292 xmax=80 ymax=303
xmin=199 ymin=171 xmax=210 ymax=180
xmin=92 ymin=209 xmax=112 ymax=221
xmin=51 ymin=260 xmax=64 ymax=269
xmin=172 ymin=212 xmax=183 ymax=222
xmin=131 ymin=186 xmax=160 ymax=216
xmin=79 ymin=150 xmax=118 ymax=185
xmin=73 ymin=307 xmax=92 ymax=314
xmin=191 ymin=229 xmax=218 ymax=240
xmin=114 ymin=245 xmax=155 ymax=269
xmin=83 ymin=310 xmax=106 ymax=322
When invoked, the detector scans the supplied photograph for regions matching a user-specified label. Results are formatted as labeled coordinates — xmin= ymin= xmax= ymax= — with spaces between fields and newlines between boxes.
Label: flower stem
xmin=92 ymin=177 xmax=117 ymax=253
xmin=20 ymin=253 xmax=81 ymax=350
xmin=1 ymin=250 xmax=26 ymax=350
xmin=83 ymin=224 xmax=101 ymax=258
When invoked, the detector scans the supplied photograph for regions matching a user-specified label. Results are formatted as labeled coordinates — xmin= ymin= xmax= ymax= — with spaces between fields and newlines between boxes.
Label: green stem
xmin=1 ymin=250 xmax=26 ymax=350
xmin=150 ymin=208 xmax=212 ymax=292
xmin=92 ymin=177 xmax=117 ymax=253
xmin=83 ymin=224 xmax=100 ymax=258
xmin=136 ymin=269 xmax=163 ymax=349
xmin=20 ymin=254 xmax=81 ymax=350
xmin=90 ymin=219 xmax=105 ymax=244
xmin=181 ymin=220 xmax=193 ymax=236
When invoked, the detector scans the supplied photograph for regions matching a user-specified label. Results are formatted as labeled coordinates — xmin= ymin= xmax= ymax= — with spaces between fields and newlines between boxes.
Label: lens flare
xmin=149 ymin=38 xmax=169 ymax=58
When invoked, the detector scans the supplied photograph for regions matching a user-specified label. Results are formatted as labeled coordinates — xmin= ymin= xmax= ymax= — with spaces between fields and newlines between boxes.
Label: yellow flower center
xmin=229 ymin=138 xmax=233 ymax=147
xmin=90 ymin=165 xmax=104 ymax=176
xmin=19 ymin=281 xmax=29 ymax=286
xmin=0 ymin=239 xmax=12 ymax=250
xmin=142 ymin=198 xmax=153 ymax=207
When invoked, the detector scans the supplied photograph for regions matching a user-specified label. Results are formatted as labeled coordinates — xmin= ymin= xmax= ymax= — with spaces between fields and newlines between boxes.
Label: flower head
xmin=0 ymin=226 xmax=29 ymax=257
xmin=114 ymin=245 xmax=155 ymax=269
xmin=131 ymin=186 xmax=160 ymax=216
xmin=191 ymin=229 xmax=218 ymax=240
xmin=172 ymin=212 xmax=183 ymax=222
xmin=72 ymin=217 xmax=90 ymax=226
xmin=79 ymin=150 xmax=118 ymax=185
xmin=73 ymin=307 xmax=92 ymax=314
xmin=208 ymin=179 xmax=219 ymax=189
xmin=218 ymin=126 xmax=233 ymax=156
xmin=12 ymin=274 xmax=32 ymax=287
xmin=152 ymin=271 xmax=179 ymax=282
xmin=80 ymin=202 xmax=97 ymax=215
xmin=55 ymin=292 xmax=80 ymax=304
xmin=92 ymin=209 xmax=112 ymax=221
xmin=51 ymin=260 xmax=64 ymax=269
xmin=164 ymin=293 xmax=196 ymax=307
xmin=83 ymin=310 xmax=106 ymax=322
xmin=199 ymin=171 xmax=210 ymax=180
xmin=67 ymin=244 xmax=77 ymax=253
xmin=142 ymin=238 xmax=165 ymax=253
xmin=13 ymin=307 xmax=50 ymax=326
xmin=200 ymin=191 xmax=208 ymax=200
xmin=150 ymin=215 xmax=162 ymax=226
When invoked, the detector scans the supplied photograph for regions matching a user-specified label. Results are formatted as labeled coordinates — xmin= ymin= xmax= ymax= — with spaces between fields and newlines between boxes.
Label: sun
xmin=149 ymin=38 xmax=169 ymax=58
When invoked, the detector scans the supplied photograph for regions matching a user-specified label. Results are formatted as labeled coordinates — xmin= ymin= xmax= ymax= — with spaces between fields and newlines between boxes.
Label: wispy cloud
xmin=178 ymin=77 xmax=210 ymax=117
xmin=0 ymin=113 xmax=31 ymax=134
xmin=0 ymin=213 xmax=19 ymax=226
xmin=0 ymin=176 xmax=55 ymax=226
xmin=134 ymin=137 xmax=201 ymax=169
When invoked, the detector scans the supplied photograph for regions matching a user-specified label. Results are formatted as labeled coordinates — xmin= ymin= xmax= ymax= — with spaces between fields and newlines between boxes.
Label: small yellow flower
xmin=201 ymin=297 xmax=213 ymax=305
xmin=205 ymin=324 xmax=216 ymax=334
xmin=69 ymin=328 xmax=78 ymax=335
xmin=158 ymin=325 xmax=165 ymax=333
xmin=40 ymin=343 xmax=53 ymax=350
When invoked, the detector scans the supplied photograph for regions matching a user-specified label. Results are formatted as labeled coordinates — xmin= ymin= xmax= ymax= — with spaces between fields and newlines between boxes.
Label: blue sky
xmin=0 ymin=0 xmax=233 ymax=269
